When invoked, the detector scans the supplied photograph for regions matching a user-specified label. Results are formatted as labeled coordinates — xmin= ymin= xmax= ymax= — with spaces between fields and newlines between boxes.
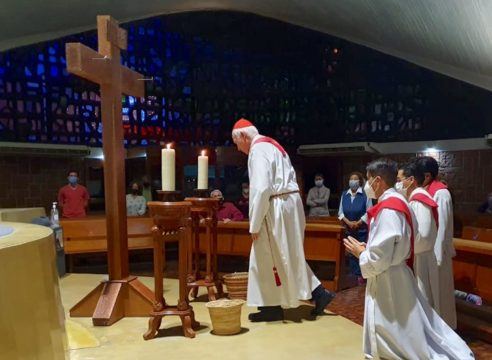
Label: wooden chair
xmin=185 ymin=197 xmax=223 ymax=301
xmin=462 ymin=226 xmax=492 ymax=243
xmin=143 ymin=201 xmax=199 ymax=340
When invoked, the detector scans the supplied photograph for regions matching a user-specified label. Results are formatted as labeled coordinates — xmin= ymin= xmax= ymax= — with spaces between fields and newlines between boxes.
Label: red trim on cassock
xmin=252 ymin=136 xmax=287 ymax=157
xmin=367 ymin=196 xmax=415 ymax=271
xmin=427 ymin=180 xmax=447 ymax=197
xmin=409 ymin=192 xmax=439 ymax=227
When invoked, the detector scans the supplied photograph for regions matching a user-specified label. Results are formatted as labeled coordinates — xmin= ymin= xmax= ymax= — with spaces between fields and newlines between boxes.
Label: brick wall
xmin=0 ymin=155 xmax=84 ymax=213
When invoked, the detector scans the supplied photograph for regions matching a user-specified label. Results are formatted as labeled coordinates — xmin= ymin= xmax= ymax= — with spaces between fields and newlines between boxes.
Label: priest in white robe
xmin=397 ymin=160 xmax=440 ymax=313
xmin=344 ymin=158 xmax=473 ymax=360
xmin=417 ymin=156 xmax=457 ymax=329
xmin=231 ymin=118 xmax=335 ymax=322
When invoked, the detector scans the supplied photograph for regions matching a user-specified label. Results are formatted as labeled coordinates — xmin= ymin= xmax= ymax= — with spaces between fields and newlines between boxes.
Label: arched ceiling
xmin=2 ymin=0 xmax=492 ymax=90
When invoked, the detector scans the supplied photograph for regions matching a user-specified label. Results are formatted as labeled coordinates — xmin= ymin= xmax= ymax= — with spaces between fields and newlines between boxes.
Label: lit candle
xmin=197 ymin=150 xmax=208 ymax=190
xmin=161 ymin=144 xmax=175 ymax=191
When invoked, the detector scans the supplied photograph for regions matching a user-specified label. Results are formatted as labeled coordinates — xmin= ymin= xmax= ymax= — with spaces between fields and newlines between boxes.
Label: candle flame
xmin=166 ymin=143 xmax=171 ymax=149
xmin=201 ymin=150 xmax=206 ymax=156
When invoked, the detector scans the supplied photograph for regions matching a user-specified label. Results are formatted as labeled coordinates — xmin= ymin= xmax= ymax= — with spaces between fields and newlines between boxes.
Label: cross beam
xmin=66 ymin=16 xmax=153 ymax=326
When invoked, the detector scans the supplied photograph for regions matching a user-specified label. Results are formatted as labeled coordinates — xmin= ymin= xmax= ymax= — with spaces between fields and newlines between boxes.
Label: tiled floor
xmin=328 ymin=285 xmax=492 ymax=360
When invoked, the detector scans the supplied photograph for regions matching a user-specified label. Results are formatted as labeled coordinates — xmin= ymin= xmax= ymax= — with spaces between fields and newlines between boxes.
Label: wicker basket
xmin=223 ymin=272 xmax=248 ymax=300
xmin=206 ymin=299 xmax=245 ymax=335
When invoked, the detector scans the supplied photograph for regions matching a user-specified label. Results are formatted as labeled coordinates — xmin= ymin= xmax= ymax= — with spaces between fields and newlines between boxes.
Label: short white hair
xmin=210 ymin=189 xmax=223 ymax=198
xmin=231 ymin=125 xmax=259 ymax=140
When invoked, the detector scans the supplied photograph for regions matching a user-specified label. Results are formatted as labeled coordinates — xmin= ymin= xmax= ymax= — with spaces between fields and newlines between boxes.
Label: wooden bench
xmin=197 ymin=221 xmax=346 ymax=292
xmin=453 ymin=238 xmax=492 ymax=343
xmin=461 ymin=226 xmax=492 ymax=243
xmin=60 ymin=216 xmax=157 ymax=271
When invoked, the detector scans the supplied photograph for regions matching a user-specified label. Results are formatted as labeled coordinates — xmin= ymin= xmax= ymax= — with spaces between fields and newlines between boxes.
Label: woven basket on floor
xmin=206 ymin=299 xmax=245 ymax=335
xmin=223 ymin=272 xmax=248 ymax=300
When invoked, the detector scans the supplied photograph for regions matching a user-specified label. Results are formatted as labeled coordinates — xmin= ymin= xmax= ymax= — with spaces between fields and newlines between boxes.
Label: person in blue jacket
xmin=338 ymin=171 xmax=373 ymax=283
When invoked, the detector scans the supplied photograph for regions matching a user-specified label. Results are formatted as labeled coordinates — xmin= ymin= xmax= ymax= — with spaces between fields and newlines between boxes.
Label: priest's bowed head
xmin=231 ymin=118 xmax=259 ymax=155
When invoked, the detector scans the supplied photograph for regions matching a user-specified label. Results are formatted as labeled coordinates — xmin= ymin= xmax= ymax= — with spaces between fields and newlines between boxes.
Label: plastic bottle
xmin=50 ymin=202 xmax=59 ymax=226
xmin=465 ymin=293 xmax=483 ymax=306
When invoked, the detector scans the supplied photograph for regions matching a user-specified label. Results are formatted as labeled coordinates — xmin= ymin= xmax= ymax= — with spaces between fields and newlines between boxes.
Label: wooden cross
xmin=65 ymin=16 xmax=153 ymax=326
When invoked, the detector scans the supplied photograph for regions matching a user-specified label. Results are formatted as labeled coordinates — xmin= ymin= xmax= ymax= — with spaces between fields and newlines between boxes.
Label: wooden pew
xmin=453 ymin=238 xmax=492 ymax=342
xmin=461 ymin=226 xmax=492 ymax=243
xmin=198 ymin=221 xmax=346 ymax=292
xmin=453 ymin=238 xmax=492 ymax=302
xmin=60 ymin=216 xmax=156 ymax=271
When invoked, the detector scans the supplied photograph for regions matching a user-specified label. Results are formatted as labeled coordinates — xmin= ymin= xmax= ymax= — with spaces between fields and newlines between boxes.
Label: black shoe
xmin=311 ymin=287 xmax=336 ymax=316
xmin=248 ymin=306 xmax=284 ymax=322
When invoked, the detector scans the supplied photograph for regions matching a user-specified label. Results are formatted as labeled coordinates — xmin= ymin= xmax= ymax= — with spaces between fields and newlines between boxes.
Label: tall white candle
xmin=161 ymin=144 xmax=175 ymax=191
xmin=197 ymin=150 xmax=208 ymax=190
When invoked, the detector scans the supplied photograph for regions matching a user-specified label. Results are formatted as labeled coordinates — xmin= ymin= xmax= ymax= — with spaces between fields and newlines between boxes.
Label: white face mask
xmin=364 ymin=178 xmax=377 ymax=199
xmin=242 ymin=189 xmax=249 ymax=195
xmin=395 ymin=179 xmax=410 ymax=197
xmin=315 ymin=180 xmax=324 ymax=187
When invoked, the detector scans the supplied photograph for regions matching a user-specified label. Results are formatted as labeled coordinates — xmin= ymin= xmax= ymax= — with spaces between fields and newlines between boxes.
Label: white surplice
xmin=433 ymin=187 xmax=457 ymax=329
xmin=360 ymin=188 xmax=473 ymax=360
xmin=408 ymin=187 xmax=440 ymax=313
xmin=247 ymin=135 xmax=320 ymax=308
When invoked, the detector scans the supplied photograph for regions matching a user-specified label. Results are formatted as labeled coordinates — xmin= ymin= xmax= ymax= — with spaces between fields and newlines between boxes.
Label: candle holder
xmin=193 ymin=188 xmax=209 ymax=198
xmin=156 ymin=190 xmax=182 ymax=202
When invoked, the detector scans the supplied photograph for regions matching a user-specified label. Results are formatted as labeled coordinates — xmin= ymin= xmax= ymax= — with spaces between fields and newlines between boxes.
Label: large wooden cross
xmin=66 ymin=16 xmax=153 ymax=326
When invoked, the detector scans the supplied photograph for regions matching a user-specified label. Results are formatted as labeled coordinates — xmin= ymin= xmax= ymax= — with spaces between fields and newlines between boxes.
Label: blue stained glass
xmin=128 ymin=96 xmax=135 ymax=106
xmin=60 ymin=57 xmax=66 ymax=64
xmin=182 ymin=86 xmax=191 ymax=95
xmin=141 ymin=109 xmax=146 ymax=120
xmin=97 ymin=123 xmax=103 ymax=133
xmin=49 ymin=56 xmax=57 ymax=63
xmin=37 ymin=64 xmax=45 ymax=75
xmin=49 ymin=47 xmax=56 ymax=55
xmin=139 ymin=27 xmax=145 ymax=35
xmin=50 ymin=66 xmax=59 ymax=77
xmin=0 ymin=67 xmax=4 ymax=76
xmin=24 ymin=67 xmax=32 ymax=77
xmin=28 ymin=135 xmax=37 ymax=141
xmin=122 ymin=107 xmax=129 ymax=114
xmin=38 ymin=54 xmax=44 ymax=61
xmin=86 ymin=105 xmax=93 ymax=111
xmin=128 ymin=43 xmax=134 ymax=52
xmin=151 ymin=114 xmax=158 ymax=121
xmin=141 ymin=139 xmax=148 ymax=145
xmin=27 ymin=82 xmax=39 ymax=88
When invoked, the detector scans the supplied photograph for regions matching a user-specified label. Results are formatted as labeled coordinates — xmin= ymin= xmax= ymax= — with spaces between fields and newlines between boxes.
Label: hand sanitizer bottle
xmin=50 ymin=202 xmax=59 ymax=226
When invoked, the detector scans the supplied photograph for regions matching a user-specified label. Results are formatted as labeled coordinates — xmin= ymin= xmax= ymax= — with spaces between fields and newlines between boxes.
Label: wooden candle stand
xmin=184 ymin=197 xmax=223 ymax=301
xmin=156 ymin=190 xmax=182 ymax=202
xmin=144 ymin=201 xmax=199 ymax=340
xmin=193 ymin=188 xmax=209 ymax=198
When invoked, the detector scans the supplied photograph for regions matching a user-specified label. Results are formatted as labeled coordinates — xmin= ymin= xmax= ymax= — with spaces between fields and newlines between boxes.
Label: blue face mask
xmin=349 ymin=180 xmax=359 ymax=190
xmin=68 ymin=176 xmax=78 ymax=185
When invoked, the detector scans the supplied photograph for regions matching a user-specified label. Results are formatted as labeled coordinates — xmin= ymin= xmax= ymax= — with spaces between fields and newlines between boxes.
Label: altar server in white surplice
xmin=231 ymin=118 xmax=335 ymax=322
xmin=417 ymin=156 xmax=457 ymax=330
xmin=397 ymin=160 xmax=440 ymax=313
xmin=344 ymin=158 xmax=473 ymax=360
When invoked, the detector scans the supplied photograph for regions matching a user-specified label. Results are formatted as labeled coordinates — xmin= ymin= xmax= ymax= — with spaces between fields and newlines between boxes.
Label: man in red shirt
xmin=58 ymin=170 xmax=90 ymax=218
xmin=210 ymin=189 xmax=244 ymax=222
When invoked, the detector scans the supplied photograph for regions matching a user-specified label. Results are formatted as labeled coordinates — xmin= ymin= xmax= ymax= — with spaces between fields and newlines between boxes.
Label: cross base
xmin=187 ymin=277 xmax=224 ymax=301
xmin=70 ymin=276 xmax=154 ymax=326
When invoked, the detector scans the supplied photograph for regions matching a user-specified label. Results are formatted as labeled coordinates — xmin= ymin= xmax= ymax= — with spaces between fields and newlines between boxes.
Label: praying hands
xmin=343 ymin=236 xmax=366 ymax=258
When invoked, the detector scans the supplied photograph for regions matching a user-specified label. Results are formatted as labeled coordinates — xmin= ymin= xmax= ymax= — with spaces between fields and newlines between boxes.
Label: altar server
xmin=417 ymin=156 xmax=457 ymax=329
xmin=344 ymin=158 xmax=473 ymax=360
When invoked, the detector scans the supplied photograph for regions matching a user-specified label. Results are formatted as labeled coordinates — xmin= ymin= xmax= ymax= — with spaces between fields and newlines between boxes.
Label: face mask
xmin=315 ymin=180 xmax=323 ymax=187
xmin=349 ymin=180 xmax=359 ymax=190
xmin=396 ymin=179 xmax=411 ymax=197
xmin=219 ymin=198 xmax=225 ymax=205
xmin=364 ymin=178 xmax=377 ymax=199
xmin=242 ymin=189 xmax=249 ymax=195
xmin=132 ymin=189 xmax=139 ymax=195
xmin=68 ymin=176 xmax=78 ymax=185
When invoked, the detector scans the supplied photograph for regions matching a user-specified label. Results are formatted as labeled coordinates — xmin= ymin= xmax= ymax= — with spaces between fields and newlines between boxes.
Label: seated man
xmin=211 ymin=189 xmax=244 ymax=222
